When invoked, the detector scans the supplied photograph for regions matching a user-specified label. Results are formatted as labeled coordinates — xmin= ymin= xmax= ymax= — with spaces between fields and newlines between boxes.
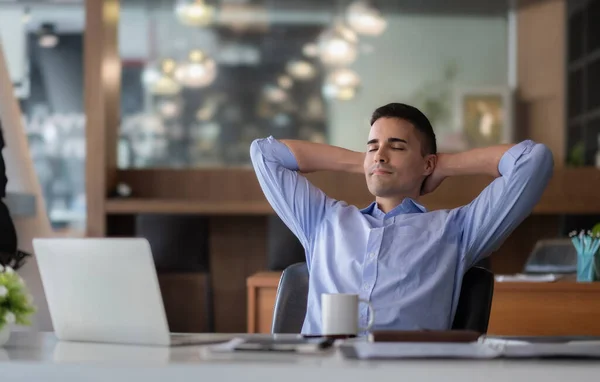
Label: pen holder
xmin=577 ymin=253 xmax=596 ymax=282
xmin=595 ymin=254 xmax=600 ymax=281
xmin=570 ymin=230 xmax=600 ymax=282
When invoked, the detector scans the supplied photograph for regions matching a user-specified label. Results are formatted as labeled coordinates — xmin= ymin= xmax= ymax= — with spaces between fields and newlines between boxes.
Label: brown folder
xmin=368 ymin=330 xmax=482 ymax=343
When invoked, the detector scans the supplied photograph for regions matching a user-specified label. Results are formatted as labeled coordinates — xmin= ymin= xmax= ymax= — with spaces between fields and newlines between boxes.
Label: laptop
xmin=522 ymin=239 xmax=577 ymax=274
xmin=33 ymin=238 xmax=234 ymax=346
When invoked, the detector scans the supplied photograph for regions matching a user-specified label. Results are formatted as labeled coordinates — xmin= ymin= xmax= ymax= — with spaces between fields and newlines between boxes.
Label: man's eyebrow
xmin=366 ymin=138 xmax=408 ymax=145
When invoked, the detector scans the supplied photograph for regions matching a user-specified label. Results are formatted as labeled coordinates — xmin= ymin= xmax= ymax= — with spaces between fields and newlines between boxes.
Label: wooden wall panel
xmin=116 ymin=167 xmax=600 ymax=215
xmin=517 ymin=0 xmax=566 ymax=165
xmin=209 ymin=216 xmax=268 ymax=333
xmin=490 ymin=215 xmax=561 ymax=274
xmin=85 ymin=0 xmax=121 ymax=237
xmin=158 ymin=273 xmax=209 ymax=333
xmin=115 ymin=169 xmax=373 ymax=204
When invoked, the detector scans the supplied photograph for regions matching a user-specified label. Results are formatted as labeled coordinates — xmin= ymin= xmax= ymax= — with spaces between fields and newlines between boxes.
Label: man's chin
xmin=367 ymin=185 xmax=396 ymax=198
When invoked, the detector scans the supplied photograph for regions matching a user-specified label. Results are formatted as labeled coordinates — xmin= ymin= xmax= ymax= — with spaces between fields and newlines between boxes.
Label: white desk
xmin=1 ymin=332 xmax=600 ymax=382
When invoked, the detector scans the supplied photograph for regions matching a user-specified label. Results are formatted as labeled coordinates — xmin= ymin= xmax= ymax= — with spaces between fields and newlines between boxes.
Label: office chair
xmin=450 ymin=266 xmax=495 ymax=333
xmin=271 ymin=262 xmax=494 ymax=334
xmin=271 ymin=262 xmax=309 ymax=333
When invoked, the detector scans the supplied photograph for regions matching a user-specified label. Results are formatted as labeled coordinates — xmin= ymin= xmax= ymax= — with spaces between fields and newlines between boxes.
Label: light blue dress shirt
xmin=250 ymin=137 xmax=553 ymax=335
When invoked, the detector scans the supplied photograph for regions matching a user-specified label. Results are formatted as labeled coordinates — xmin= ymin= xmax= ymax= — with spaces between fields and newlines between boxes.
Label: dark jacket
xmin=0 ymin=120 xmax=17 ymax=254
xmin=0 ymin=121 xmax=7 ymax=198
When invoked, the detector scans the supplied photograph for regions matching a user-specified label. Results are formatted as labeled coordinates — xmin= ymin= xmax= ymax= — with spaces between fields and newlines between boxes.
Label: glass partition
xmin=118 ymin=0 xmax=510 ymax=168
xmin=0 ymin=1 xmax=86 ymax=234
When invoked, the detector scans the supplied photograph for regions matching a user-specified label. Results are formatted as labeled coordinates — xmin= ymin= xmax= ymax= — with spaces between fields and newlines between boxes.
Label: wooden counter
xmin=247 ymin=272 xmax=600 ymax=336
xmin=488 ymin=278 xmax=600 ymax=336
xmin=247 ymin=272 xmax=282 ymax=334
xmin=113 ymin=167 xmax=600 ymax=215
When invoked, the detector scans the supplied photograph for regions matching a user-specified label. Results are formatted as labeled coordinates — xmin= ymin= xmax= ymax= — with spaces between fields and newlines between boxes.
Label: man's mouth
xmin=372 ymin=169 xmax=392 ymax=175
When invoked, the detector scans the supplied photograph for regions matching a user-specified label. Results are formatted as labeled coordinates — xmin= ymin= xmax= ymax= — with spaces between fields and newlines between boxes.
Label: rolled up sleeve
xmin=455 ymin=140 xmax=554 ymax=267
xmin=250 ymin=137 xmax=335 ymax=262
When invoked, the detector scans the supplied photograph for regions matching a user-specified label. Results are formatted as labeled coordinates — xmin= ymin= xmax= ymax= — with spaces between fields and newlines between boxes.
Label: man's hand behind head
xmin=421 ymin=153 xmax=446 ymax=195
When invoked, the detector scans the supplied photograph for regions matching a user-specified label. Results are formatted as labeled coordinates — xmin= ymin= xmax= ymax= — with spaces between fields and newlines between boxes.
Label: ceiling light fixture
xmin=175 ymin=0 xmax=216 ymax=27
xmin=328 ymin=68 xmax=360 ymax=88
xmin=174 ymin=49 xmax=218 ymax=88
xmin=317 ymin=23 xmax=358 ymax=67
xmin=346 ymin=1 xmax=387 ymax=36
xmin=38 ymin=23 xmax=59 ymax=48
xmin=142 ymin=59 xmax=182 ymax=95
xmin=277 ymin=75 xmax=293 ymax=89
xmin=322 ymin=68 xmax=360 ymax=101
xmin=286 ymin=60 xmax=316 ymax=81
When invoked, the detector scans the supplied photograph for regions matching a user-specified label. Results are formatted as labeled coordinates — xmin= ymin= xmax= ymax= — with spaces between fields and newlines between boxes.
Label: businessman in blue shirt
xmin=250 ymin=102 xmax=553 ymax=335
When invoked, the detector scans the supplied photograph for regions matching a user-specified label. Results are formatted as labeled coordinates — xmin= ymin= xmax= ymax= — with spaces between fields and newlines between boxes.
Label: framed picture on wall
xmin=454 ymin=87 xmax=514 ymax=149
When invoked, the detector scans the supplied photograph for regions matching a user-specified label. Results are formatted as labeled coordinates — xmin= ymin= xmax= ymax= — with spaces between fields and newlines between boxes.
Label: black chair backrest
xmin=271 ymin=262 xmax=494 ymax=334
xmin=271 ymin=262 xmax=309 ymax=334
xmin=451 ymin=266 xmax=494 ymax=333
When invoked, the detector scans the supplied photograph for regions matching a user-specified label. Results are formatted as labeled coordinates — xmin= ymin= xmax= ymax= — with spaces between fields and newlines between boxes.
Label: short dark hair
xmin=370 ymin=103 xmax=437 ymax=156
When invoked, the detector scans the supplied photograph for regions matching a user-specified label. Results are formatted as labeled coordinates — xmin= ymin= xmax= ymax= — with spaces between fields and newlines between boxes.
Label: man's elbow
xmin=249 ymin=138 xmax=265 ymax=166
xmin=532 ymin=143 xmax=554 ymax=179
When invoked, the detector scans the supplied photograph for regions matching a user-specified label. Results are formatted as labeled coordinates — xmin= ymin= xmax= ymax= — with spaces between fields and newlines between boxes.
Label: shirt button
xmin=363 ymin=283 xmax=370 ymax=291
xmin=369 ymin=252 xmax=376 ymax=259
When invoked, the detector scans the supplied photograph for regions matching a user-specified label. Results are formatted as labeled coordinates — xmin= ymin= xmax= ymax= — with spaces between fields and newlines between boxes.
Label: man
xmin=250 ymin=103 xmax=553 ymax=335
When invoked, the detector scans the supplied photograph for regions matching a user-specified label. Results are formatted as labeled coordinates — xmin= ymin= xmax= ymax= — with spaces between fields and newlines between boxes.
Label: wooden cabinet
xmin=247 ymin=272 xmax=281 ymax=333
xmin=488 ymin=279 xmax=600 ymax=336
xmin=247 ymin=272 xmax=600 ymax=336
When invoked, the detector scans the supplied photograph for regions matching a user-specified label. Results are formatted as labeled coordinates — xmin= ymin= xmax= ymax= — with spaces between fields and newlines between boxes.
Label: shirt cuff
xmin=262 ymin=136 xmax=300 ymax=171
xmin=498 ymin=140 xmax=535 ymax=176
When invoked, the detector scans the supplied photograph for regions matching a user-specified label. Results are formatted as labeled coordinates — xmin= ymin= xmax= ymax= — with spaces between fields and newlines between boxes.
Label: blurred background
xmin=0 ymin=0 xmax=517 ymax=234
xmin=1 ymin=0 xmax=599 ymax=335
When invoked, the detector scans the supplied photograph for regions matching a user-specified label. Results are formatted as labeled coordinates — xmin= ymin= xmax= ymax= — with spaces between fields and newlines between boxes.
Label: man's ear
xmin=423 ymin=154 xmax=437 ymax=176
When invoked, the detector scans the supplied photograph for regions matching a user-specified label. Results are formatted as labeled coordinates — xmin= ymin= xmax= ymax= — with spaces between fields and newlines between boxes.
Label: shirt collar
xmin=360 ymin=198 xmax=427 ymax=219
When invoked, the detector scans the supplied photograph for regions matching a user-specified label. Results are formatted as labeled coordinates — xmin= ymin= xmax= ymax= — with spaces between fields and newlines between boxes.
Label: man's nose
xmin=374 ymin=150 xmax=388 ymax=163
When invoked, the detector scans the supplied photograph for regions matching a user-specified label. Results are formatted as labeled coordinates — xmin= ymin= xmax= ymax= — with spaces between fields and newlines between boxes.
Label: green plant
xmin=591 ymin=224 xmax=600 ymax=281
xmin=593 ymin=223 xmax=600 ymax=236
xmin=409 ymin=61 xmax=459 ymax=129
xmin=0 ymin=265 xmax=36 ymax=329
xmin=567 ymin=141 xmax=585 ymax=167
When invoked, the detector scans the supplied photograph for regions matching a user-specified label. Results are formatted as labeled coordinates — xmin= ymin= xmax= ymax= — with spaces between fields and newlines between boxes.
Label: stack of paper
xmin=494 ymin=273 xmax=561 ymax=282
xmin=343 ymin=341 xmax=600 ymax=360
xmin=349 ymin=342 xmax=499 ymax=359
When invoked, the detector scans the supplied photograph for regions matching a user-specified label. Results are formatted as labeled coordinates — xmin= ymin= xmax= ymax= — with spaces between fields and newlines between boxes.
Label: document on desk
xmin=479 ymin=336 xmax=600 ymax=347
xmin=344 ymin=342 xmax=600 ymax=360
xmin=494 ymin=273 xmax=561 ymax=282
xmin=500 ymin=343 xmax=600 ymax=358
xmin=480 ymin=337 xmax=600 ymax=358
xmin=348 ymin=342 xmax=500 ymax=360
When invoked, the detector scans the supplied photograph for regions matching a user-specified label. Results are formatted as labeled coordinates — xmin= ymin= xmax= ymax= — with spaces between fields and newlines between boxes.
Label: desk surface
xmin=248 ymin=271 xmax=600 ymax=291
xmin=2 ymin=332 xmax=600 ymax=382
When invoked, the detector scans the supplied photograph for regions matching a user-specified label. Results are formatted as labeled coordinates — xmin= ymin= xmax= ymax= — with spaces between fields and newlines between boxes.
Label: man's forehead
xmin=368 ymin=118 xmax=416 ymax=140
